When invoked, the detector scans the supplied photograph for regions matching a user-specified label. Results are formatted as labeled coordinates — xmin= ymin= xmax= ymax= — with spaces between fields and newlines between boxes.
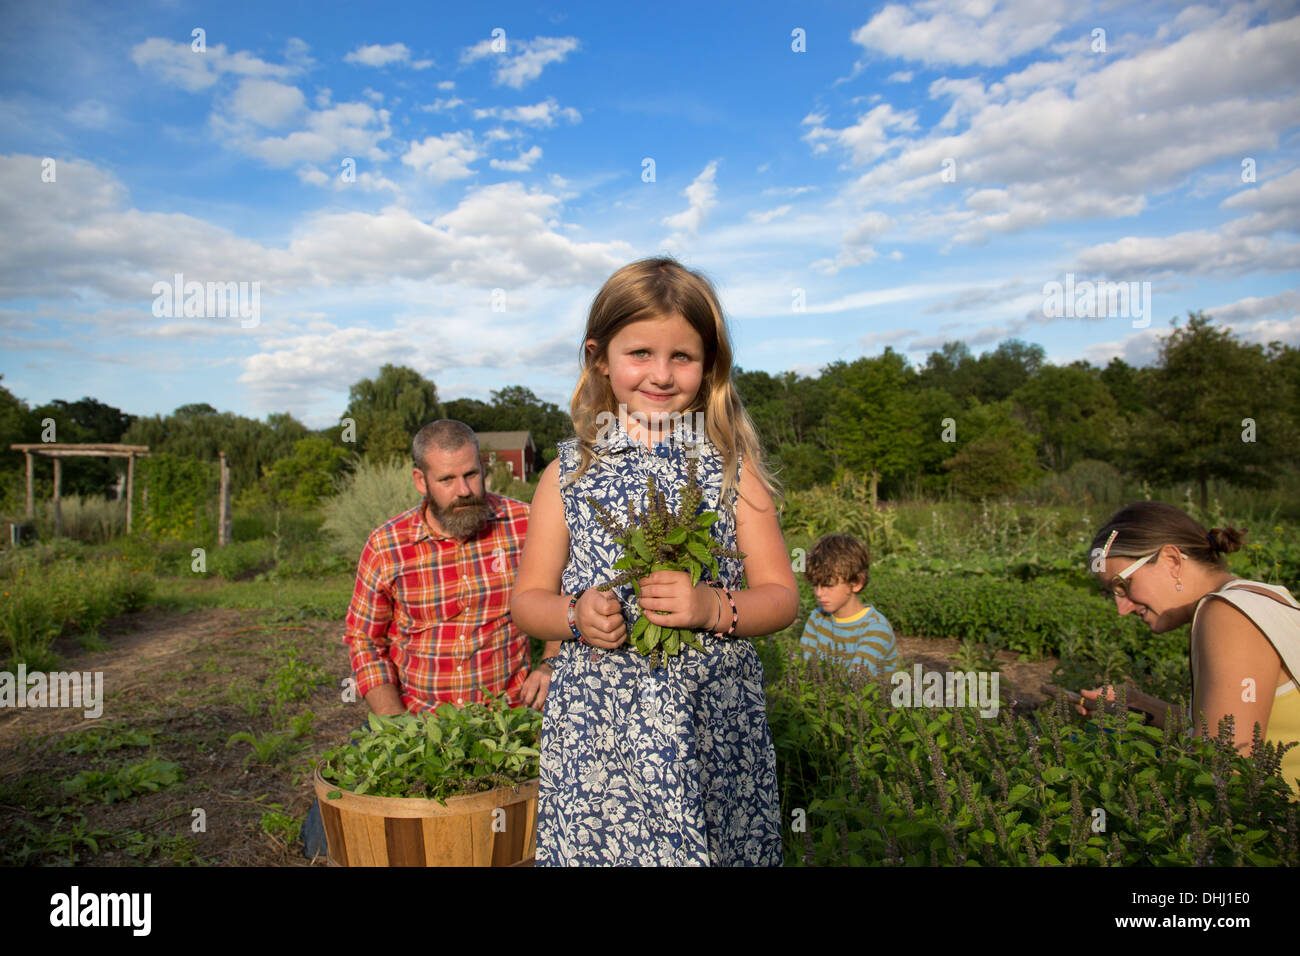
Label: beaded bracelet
xmin=566 ymin=594 xmax=583 ymax=642
xmin=710 ymin=582 xmax=738 ymax=637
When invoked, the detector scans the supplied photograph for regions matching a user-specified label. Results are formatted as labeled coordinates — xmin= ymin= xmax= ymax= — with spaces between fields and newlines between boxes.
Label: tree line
xmin=2 ymin=312 xmax=1296 ymax=514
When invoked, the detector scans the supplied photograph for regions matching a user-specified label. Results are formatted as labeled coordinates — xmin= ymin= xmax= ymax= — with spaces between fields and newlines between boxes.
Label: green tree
xmin=1013 ymin=365 xmax=1120 ymax=471
xmin=942 ymin=400 xmax=1040 ymax=500
xmin=1129 ymin=312 xmax=1292 ymax=511
xmin=30 ymin=397 xmax=135 ymax=497
xmin=122 ymin=408 xmax=309 ymax=497
xmin=1098 ymin=357 xmax=1148 ymax=418
xmin=820 ymin=349 xmax=923 ymax=505
xmin=343 ymin=365 xmax=443 ymax=462
xmin=265 ymin=437 xmax=350 ymax=509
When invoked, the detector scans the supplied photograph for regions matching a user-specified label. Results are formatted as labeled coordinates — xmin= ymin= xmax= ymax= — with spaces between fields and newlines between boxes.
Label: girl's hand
xmin=636 ymin=570 xmax=716 ymax=631
xmin=575 ymin=587 xmax=627 ymax=649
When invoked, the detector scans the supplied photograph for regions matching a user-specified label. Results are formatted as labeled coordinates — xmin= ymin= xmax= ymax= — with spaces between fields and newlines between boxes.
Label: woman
xmin=1080 ymin=501 xmax=1300 ymax=796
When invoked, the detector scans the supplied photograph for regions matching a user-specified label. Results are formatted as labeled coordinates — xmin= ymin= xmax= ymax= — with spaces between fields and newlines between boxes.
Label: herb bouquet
xmin=589 ymin=456 xmax=745 ymax=667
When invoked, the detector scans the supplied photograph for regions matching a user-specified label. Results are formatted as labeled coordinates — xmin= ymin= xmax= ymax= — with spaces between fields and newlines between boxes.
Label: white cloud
xmin=859 ymin=327 xmax=919 ymax=349
xmin=130 ymin=37 xmax=294 ymax=93
xmin=215 ymin=99 xmax=392 ymax=167
xmin=344 ymin=43 xmax=433 ymax=69
xmin=226 ymin=78 xmax=306 ymax=129
xmin=402 ymin=131 xmax=480 ymax=181
xmin=419 ymin=97 xmax=465 ymax=113
xmin=887 ymin=70 xmax=913 ymax=83
xmin=295 ymin=165 xmax=329 ymax=187
xmin=662 ymin=161 xmax=719 ymax=248
xmin=851 ymin=0 xmax=1070 ymax=68
xmin=490 ymin=146 xmax=543 ymax=172
xmin=0 ymin=154 xmax=633 ymax=306
xmin=1075 ymin=230 xmax=1300 ymax=278
xmin=472 ymin=97 xmax=581 ymax=126
xmin=1207 ymin=288 xmax=1300 ymax=320
xmin=68 ymin=100 xmax=113 ymax=129
xmin=748 ymin=205 xmax=791 ymax=224
xmin=811 ymin=211 xmax=894 ymax=275
xmin=461 ymin=35 xmax=579 ymax=89
xmin=803 ymin=103 xmax=918 ymax=164
xmin=810 ymin=10 xmax=1300 ymax=257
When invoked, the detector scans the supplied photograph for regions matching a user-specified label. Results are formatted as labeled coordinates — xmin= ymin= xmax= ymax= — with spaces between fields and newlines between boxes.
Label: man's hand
xmin=520 ymin=664 xmax=553 ymax=710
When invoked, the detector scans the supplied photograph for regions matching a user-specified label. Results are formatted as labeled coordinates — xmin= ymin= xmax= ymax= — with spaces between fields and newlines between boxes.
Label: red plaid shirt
xmin=344 ymin=494 xmax=531 ymax=712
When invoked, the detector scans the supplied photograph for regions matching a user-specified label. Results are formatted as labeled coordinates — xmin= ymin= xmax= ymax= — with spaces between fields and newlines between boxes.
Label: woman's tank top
xmin=1192 ymin=580 xmax=1300 ymax=796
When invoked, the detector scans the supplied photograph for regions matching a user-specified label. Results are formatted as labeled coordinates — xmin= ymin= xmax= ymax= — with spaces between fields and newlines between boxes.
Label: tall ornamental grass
xmin=320 ymin=457 xmax=419 ymax=559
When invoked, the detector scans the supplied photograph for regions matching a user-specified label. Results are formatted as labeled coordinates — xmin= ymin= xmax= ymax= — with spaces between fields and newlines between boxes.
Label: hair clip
xmin=1100 ymin=528 xmax=1119 ymax=561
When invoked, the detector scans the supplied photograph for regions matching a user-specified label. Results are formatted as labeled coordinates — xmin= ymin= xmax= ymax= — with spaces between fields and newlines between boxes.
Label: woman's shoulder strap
xmin=1214 ymin=580 xmax=1300 ymax=610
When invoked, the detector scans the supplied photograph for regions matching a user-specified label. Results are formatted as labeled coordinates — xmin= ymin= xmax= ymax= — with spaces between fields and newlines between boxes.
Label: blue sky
xmin=2 ymin=0 xmax=1297 ymax=428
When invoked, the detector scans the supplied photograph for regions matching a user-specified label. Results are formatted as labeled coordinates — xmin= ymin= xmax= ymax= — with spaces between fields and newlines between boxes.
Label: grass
xmin=151 ymin=574 xmax=352 ymax=616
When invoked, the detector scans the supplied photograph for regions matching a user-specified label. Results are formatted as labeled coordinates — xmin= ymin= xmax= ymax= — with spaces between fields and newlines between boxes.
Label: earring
xmin=1175 ymin=580 xmax=1183 ymax=591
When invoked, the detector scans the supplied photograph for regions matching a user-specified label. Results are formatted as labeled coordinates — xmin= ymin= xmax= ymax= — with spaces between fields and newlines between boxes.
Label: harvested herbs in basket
xmin=589 ymin=455 xmax=744 ymax=666
xmin=318 ymin=694 xmax=541 ymax=803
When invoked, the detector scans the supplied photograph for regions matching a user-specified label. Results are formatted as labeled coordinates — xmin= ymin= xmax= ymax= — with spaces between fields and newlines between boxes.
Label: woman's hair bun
xmin=1206 ymin=527 xmax=1245 ymax=555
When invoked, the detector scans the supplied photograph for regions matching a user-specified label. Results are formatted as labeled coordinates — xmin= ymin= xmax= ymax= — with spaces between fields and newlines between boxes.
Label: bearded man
xmin=347 ymin=418 xmax=551 ymax=714
xmin=302 ymin=419 xmax=550 ymax=860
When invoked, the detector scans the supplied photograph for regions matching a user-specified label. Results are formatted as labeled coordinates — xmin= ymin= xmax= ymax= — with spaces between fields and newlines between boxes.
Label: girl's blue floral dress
xmin=535 ymin=419 xmax=782 ymax=866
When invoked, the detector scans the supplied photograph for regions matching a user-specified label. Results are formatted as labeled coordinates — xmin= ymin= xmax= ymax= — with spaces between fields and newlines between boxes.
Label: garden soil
xmin=0 ymin=608 xmax=1062 ymax=866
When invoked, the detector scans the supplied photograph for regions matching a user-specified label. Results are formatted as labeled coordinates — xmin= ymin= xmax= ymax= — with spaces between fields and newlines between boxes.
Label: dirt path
xmin=892 ymin=633 xmax=1063 ymax=712
xmin=0 ymin=606 xmax=365 ymax=866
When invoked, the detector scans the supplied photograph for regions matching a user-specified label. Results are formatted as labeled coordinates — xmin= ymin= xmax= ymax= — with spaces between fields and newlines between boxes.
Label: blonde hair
xmin=567 ymin=257 xmax=779 ymax=510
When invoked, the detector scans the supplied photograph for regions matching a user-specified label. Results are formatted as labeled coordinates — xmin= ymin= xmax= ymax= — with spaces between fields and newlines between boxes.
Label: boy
xmin=799 ymin=533 xmax=898 ymax=675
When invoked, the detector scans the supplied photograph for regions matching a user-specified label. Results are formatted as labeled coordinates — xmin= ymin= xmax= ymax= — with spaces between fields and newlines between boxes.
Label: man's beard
xmin=426 ymin=491 xmax=491 ymax=539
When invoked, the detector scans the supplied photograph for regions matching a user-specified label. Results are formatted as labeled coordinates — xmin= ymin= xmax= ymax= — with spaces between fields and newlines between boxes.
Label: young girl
xmin=511 ymin=257 xmax=798 ymax=866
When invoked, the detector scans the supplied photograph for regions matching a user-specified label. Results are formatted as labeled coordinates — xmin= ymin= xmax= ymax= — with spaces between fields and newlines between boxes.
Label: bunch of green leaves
xmin=766 ymin=646 xmax=1298 ymax=866
xmin=319 ymin=694 xmax=541 ymax=803
xmin=589 ymin=456 xmax=744 ymax=666
xmin=60 ymin=756 xmax=183 ymax=805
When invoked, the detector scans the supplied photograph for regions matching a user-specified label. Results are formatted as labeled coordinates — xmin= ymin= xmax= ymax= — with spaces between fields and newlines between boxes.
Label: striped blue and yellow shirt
xmin=799 ymin=605 xmax=898 ymax=676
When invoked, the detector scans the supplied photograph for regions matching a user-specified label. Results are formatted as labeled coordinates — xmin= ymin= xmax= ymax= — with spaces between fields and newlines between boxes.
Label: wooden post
xmin=53 ymin=457 xmax=62 ymax=537
xmin=24 ymin=451 xmax=33 ymax=519
xmin=125 ymin=453 xmax=135 ymax=535
xmin=218 ymin=452 xmax=231 ymax=547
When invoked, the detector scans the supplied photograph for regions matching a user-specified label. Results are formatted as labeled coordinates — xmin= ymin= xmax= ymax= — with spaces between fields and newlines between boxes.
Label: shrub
xmin=781 ymin=475 xmax=916 ymax=556
xmin=321 ymin=457 xmax=418 ymax=559
xmin=0 ymin=554 xmax=154 ymax=670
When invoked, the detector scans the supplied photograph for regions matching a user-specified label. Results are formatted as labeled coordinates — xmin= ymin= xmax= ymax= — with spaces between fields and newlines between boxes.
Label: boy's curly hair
xmin=806 ymin=533 xmax=870 ymax=588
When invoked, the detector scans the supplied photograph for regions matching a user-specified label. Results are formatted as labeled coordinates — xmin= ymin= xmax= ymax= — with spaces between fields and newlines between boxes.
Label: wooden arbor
xmin=9 ymin=443 xmax=150 ymax=536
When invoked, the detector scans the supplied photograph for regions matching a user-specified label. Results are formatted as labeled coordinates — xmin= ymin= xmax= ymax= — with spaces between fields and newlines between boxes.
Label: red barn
xmin=476 ymin=431 xmax=536 ymax=483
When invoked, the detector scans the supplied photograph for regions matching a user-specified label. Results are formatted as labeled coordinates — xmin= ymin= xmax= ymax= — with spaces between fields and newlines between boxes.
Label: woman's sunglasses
xmin=1098 ymin=529 xmax=1161 ymax=600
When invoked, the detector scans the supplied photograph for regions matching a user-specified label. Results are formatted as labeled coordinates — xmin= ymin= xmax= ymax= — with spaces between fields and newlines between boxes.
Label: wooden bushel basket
xmin=313 ymin=768 xmax=538 ymax=867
